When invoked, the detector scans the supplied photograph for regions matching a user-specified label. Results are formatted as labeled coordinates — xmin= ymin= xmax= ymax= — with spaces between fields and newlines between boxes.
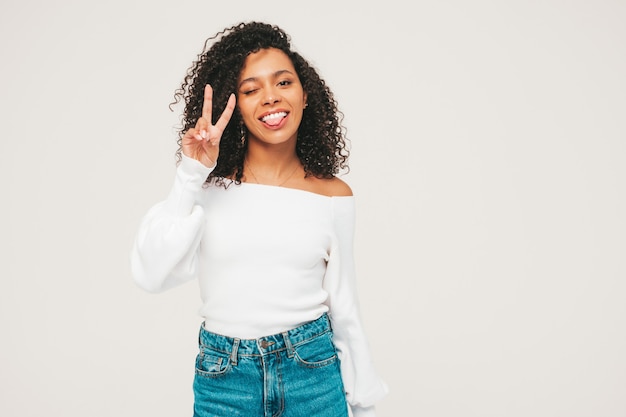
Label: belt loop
xmin=282 ymin=332 xmax=294 ymax=358
xmin=230 ymin=338 xmax=240 ymax=365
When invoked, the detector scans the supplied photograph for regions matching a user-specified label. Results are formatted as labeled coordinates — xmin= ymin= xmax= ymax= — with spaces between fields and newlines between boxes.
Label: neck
xmin=246 ymin=141 xmax=299 ymax=171
xmin=244 ymin=144 xmax=302 ymax=186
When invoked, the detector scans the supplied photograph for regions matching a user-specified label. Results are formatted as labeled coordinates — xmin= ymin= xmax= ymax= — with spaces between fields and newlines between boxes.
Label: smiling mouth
xmin=260 ymin=111 xmax=288 ymax=126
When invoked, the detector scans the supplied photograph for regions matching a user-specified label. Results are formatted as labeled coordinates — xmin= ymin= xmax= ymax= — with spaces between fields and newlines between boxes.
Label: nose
xmin=263 ymin=88 xmax=281 ymax=105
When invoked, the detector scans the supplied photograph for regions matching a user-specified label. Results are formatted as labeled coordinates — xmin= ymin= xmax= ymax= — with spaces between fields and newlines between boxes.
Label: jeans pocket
xmin=293 ymin=332 xmax=338 ymax=369
xmin=195 ymin=347 xmax=232 ymax=378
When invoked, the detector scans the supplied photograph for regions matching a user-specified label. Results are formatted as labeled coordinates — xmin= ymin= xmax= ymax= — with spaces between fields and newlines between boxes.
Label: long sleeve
xmin=324 ymin=198 xmax=388 ymax=417
xmin=131 ymin=154 xmax=213 ymax=293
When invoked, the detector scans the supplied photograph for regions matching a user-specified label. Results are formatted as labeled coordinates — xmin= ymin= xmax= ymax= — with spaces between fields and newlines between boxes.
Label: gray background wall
xmin=1 ymin=0 xmax=624 ymax=416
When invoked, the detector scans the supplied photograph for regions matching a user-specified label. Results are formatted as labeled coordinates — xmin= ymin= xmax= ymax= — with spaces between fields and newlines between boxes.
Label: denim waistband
xmin=199 ymin=313 xmax=331 ymax=360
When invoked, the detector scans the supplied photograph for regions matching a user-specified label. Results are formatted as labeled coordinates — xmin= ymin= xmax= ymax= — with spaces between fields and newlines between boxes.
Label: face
xmin=237 ymin=48 xmax=307 ymax=147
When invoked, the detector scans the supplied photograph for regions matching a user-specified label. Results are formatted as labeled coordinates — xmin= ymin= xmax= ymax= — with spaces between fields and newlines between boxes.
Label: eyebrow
xmin=238 ymin=69 xmax=295 ymax=88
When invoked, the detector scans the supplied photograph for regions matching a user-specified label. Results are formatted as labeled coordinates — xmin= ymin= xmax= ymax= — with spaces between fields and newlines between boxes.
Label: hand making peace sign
xmin=182 ymin=85 xmax=237 ymax=168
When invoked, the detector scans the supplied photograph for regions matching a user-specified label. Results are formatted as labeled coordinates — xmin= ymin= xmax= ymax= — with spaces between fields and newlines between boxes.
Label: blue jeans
xmin=193 ymin=313 xmax=349 ymax=417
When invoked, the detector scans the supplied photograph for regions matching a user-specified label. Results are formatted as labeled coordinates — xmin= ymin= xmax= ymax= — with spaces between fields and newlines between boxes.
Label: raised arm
xmin=130 ymin=85 xmax=235 ymax=292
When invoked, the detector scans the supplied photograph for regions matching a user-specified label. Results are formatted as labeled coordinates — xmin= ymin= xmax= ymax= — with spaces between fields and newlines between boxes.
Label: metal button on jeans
xmin=260 ymin=340 xmax=273 ymax=349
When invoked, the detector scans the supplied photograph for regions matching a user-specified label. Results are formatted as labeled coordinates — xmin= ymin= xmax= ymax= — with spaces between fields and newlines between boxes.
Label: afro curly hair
xmin=171 ymin=21 xmax=349 ymax=186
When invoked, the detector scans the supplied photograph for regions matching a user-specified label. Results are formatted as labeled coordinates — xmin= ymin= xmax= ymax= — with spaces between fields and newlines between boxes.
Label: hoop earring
xmin=239 ymin=123 xmax=247 ymax=146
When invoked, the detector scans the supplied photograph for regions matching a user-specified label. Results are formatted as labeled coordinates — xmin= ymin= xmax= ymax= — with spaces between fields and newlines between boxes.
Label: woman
xmin=131 ymin=21 xmax=388 ymax=417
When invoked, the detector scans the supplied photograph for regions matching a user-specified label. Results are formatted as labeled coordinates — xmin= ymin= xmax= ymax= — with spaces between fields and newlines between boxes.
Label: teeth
xmin=261 ymin=112 xmax=287 ymax=122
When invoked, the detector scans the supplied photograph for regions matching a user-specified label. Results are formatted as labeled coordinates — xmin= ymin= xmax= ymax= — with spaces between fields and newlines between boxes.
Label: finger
xmin=201 ymin=84 xmax=213 ymax=123
xmin=214 ymin=93 xmax=237 ymax=132
xmin=208 ymin=136 xmax=220 ymax=147
xmin=194 ymin=117 xmax=209 ymax=139
xmin=182 ymin=128 xmax=201 ymax=142
xmin=185 ymin=126 xmax=210 ymax=143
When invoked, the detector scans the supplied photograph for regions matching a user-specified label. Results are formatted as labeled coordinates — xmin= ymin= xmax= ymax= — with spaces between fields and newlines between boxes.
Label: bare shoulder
xmin=327 ymin=177 xmax=353 ymax=197
xmin=305 ymin=176 xmax=353 ymax=197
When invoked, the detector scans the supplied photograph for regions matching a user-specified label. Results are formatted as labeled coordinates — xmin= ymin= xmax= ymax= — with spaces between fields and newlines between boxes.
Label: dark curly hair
xmin=171 ymin=21 xmax=349 ymax=186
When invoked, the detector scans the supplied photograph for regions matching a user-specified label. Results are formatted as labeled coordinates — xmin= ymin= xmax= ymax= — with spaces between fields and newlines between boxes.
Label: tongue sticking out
xmin=264 ymin=116 xmax=284 ymax=127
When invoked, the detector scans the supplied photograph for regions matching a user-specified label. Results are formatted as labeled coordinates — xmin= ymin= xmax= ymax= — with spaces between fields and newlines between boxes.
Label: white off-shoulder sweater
xmin=131 ymin=155 xmax=388 ymax=416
